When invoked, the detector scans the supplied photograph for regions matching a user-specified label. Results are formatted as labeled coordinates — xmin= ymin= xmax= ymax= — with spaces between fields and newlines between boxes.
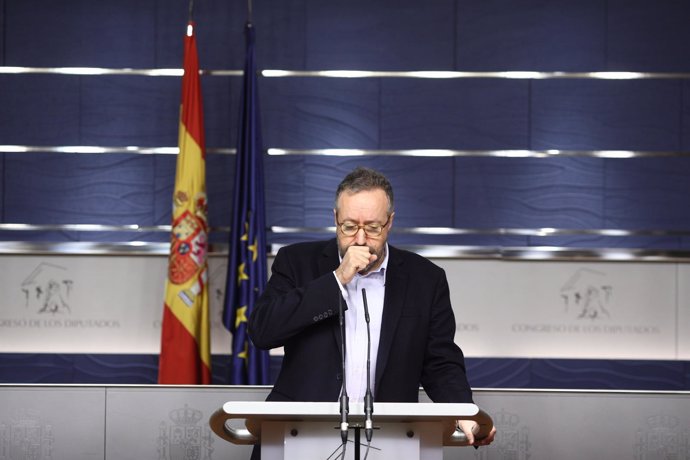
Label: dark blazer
xmin=248 ymin=239 xmax=473 ymax=404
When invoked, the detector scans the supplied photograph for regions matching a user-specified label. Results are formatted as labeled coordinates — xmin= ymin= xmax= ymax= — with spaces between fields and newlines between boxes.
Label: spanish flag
xmin=158 ymin=22 xmax=211 ymax=384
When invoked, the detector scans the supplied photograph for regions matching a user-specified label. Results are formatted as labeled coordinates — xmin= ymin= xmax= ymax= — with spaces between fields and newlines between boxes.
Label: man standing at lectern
xmin=249 ymin=166 xmax=496 ymax=449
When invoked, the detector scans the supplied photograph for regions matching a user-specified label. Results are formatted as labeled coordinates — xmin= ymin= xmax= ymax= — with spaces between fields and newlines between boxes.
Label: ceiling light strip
xmin=2 ymin=145 xmax=689 ymax=158
xmin=0 ymin=145 xmax=235 ymax=155
xmin=2 ymin=67 xmax=690 ymax=80
xmin=1 ymin=224 xmax=689 ymax=238
xmin=261 ymin=70 xmax=690 ymax=80
xmin=2 ymin=241 xmax=688 ymax=261
xmin=0 ymin=67 xmax=242 ymax=77
xmin=270 ymin=226 xmax=690 ymax=237
xmin=266 ymin=148 xmax=690 ymax=158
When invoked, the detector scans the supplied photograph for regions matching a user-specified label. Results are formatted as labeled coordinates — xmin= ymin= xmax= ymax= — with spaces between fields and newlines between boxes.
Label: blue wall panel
xmin=683 ymin=81 xmax=690 ymax=151
xmin=454 ymin=157 xmax=604 ymax=229
xmin=204 ymin=154 xmax=235 ymax=230
xmin=153 ymin=0 xmax=194 ymax=68
xmin=0 ymin=74 xmax=236 ymax=149
xmin=306 ymin=0 xmax=456 ymax=71
xmin=0 ymin=0 xmax=5 ymax=66
xmin=2 ymin=354 xmax=688 ymax=390
xmin=301 ymin=157 xmax=456 ymax=228
xmin=4 ymin=153 xmax=155 ymax=225
xmin=0 ymin=353 xmax=235 ymax=385
xmin=381 ymin=79 xmax=529 ymax=149
xmin=607 ymin=0 xmax=690 ymax=72
xmin=604 ymin=158 xmax=690 ymax=230
xmin=253 ymin=0 xmax=307 ymax=70
xmin=529 ymin=235 xmax=685 ymax=250
xmin=202 ymin=76 xmax=240 ymax=151
xmin=528 ymin=359 xmax=690 ymax=391
xmin=0 ymin=75 xmax=80 ymax=145
xmin=456 ymin=0 xmax=606 ymax=72
xmin=4 ymin=0 xmax=157 ymax=67
xmin=531 ymin=80 xmax=682 ymax=150
xmin=81 ymin=76 xmax=179 ymax=146
xmin=153 ymin=155 xmax=178 ymax=228
xmin=264 ymin=156 xmax=306 ymax=228
xmin=261 ymin=77 xmax=379 ymax=149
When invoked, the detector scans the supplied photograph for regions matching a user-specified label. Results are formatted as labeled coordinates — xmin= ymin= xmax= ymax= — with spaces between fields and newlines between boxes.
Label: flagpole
xmin=247 ymin=0 xmax=253 ymax=25
xmin=188 ymin=0 xmax=196 ymax=22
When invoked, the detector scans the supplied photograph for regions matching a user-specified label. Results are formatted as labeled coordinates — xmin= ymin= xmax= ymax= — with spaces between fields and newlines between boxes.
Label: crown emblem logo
xmin=493 ymin=409 xmax=520 ymax=428
xmin=169 ymin=405 xmax=203 ymax=426
xmin=645 ymin=414 xmax=678 ymax=430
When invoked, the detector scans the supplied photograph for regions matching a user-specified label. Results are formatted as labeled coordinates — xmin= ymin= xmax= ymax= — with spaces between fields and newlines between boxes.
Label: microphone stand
xmin=361 ymin=288 xmax=374 ymax=443
xmin=338 ymin=294 xmax=349 ymax=448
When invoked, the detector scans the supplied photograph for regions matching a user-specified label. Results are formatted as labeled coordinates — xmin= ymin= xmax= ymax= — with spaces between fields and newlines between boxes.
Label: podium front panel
xmin=260 ymin=420 xmax=446 ymax=460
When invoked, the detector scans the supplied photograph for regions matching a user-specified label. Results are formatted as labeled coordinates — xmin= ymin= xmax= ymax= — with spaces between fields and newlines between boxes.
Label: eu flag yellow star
xmin=237 ymin=262 xmax=249 ymax=283
xmin=240 ymin=221 xmax=249 ymax=241
xmin=235 ymin=305 xmax=248 ymax=329
xmin=248 ymin=237 xmax=259 ymax=262
xmin=237 ymin=342 xmax=249 ymax=360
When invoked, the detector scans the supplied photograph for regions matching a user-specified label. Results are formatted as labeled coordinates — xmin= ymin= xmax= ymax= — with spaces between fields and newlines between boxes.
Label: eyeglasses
xmin=337 ymin=214 xmax=391 ymax=237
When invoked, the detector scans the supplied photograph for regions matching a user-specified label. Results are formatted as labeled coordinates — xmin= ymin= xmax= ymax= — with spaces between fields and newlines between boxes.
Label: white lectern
xmin=209 ymin=401 xmax=493 ymax=460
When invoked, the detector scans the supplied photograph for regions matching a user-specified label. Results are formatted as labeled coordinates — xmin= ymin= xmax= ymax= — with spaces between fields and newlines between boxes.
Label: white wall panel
xmin=1 ymin=385 xmax=688 ymax=460
xmin=438 ymin=260 xmax=681 ymax=359
xmin=0 ymin=387 xmax=105 ymax=459
xmin=0 ymin=254 xmax=686 ymax=361
xmin=0 ymin=255 xmax=231 ymax=354
xmin=678 ymin=264 xmax=690 ymax=360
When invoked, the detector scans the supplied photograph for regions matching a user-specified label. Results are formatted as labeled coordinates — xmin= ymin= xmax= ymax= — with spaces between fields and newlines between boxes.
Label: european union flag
xmin=223 ymin=22 xmax=270 ymax=385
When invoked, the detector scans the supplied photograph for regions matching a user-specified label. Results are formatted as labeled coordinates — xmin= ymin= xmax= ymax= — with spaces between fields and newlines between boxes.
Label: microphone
xmin=361 ymin=288 xmax=374 ymax=443
xmin=338 ymin=293 xmax=349 ymax=445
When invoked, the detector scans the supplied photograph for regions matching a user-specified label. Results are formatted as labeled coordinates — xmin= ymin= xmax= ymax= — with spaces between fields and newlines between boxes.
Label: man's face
xmin=334 ymin=188 xmax=393 ymax=273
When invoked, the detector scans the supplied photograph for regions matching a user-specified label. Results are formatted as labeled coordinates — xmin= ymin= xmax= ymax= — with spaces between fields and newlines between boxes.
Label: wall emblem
xmin=560 ymin=268 xmax=613 ymax=320
xmin=475 ymin=409 xmax=530 ymax=460
xmin=21 ymin=263 xmax=73 ymax=315
xmin=0 ymin=409 xmax=54 ymax=460
xmin=157 ymin=405 xmax=213 ymax=460
xmin=634 ymin=414 xmax=689 ymax=459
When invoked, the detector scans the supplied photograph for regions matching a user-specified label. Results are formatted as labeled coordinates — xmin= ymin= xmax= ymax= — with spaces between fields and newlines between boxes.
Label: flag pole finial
xmin=186 ymin=0 xmax=195 ymax=36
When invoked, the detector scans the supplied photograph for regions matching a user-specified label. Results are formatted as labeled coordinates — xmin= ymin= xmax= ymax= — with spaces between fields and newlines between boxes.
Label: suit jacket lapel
xmin=374 ymin=246 xmax=407 ymax=394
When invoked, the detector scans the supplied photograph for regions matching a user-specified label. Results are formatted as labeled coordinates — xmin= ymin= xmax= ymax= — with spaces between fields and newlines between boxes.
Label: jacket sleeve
xmin=420 ymin=268 xmax=474 ymax=403
xmin=248 ymin=244 xmax=343 ymax=350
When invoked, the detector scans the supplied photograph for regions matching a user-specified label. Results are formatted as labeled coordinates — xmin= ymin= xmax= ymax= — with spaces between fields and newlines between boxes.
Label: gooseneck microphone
xmin=361 ymin=288 xmax=374 ymax=443
xmin=338 ymin=293 xmax=349 ymax=445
